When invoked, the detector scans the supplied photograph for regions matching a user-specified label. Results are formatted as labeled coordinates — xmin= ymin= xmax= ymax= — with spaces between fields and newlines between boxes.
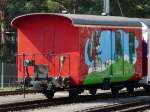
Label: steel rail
xmin=0 ymin=90 xmax=150 ymax=111
xmin=0 ymin=90 xmax=37 ymax=96
xmin=77 ymin=98 xmax=150 ymax=112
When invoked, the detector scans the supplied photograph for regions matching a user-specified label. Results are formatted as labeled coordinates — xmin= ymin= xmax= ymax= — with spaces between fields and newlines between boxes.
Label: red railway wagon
xmin=11 ymin=13 xmax=150 ymax=99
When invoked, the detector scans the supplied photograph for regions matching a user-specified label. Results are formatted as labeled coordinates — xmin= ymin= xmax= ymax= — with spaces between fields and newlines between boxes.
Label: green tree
xmin=3 ymin=0 xmax=150 ymax=63
xmin=110 ymin=0 xmax=150 ymax=18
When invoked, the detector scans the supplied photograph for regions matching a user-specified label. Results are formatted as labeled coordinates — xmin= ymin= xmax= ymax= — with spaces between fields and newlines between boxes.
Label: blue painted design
xmin=84 ymin=29 xmax=139 ymax=73
xmin=99 ymin=31 xmax=112 ymax=63
xmin=123 ymin=32 xmax=129 ymax=56
xmin=133 ymin=35 xmax=139 ymax=63
xmin=85 ymin=39 xmax=94 ymax=66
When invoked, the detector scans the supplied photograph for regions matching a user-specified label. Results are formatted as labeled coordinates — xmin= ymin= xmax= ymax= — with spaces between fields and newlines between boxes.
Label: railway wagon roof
xmin=11 ymin=13 xmax=150 ymax=28
xmin=139 ymin=19 xmax=150 ymax=28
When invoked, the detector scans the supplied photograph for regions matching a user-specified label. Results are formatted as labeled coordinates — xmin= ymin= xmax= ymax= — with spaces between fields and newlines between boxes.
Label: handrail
xmin=16 ymin=52 xmax=71 ymax=78
xmin=16 ymin=52 xmax=70 ymax=57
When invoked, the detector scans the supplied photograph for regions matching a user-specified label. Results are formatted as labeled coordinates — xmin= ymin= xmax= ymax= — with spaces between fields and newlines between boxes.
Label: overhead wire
xmin=117 ymin=0 xmax=124 ymax=16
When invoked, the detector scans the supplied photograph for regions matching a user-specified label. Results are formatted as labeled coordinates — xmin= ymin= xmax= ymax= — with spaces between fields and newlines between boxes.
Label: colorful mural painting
xmin=84 ymin=30 xmax=139 ymax=85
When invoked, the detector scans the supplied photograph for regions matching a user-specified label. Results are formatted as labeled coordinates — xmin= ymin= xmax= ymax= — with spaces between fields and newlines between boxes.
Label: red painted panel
xmin=16 ymin=15 xmax=80 ymax=85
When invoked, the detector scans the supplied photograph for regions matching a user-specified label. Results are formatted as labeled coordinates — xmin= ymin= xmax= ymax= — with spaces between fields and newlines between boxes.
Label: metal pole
xmin=102 ymin=0 xmax=110 ymax=16
xmin=0 ymin=10 xmax=4 ymax=89
xmin=73 ymin=0 xmax=76 ymax=14
xmin=1 ymin=62 xmax=4 ymax=89
xmin=22 ymin=53 xmax=25 ymax=98
xmin=0 ymin=0 xmax=9 ymax=89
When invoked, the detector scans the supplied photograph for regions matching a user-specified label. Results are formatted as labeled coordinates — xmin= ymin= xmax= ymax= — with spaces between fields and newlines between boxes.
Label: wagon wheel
xmin=89 ymin=88 xmax=97 ymax=96
xmin=43 ymin=90 xmax=54 ymax=100
xmin=69 ymin=90 xmax=78 ymax=99
xmin=126 ymin=86 xmax=134 ymax=94
xmin=111 ymin=87 xmax=119 ymax=95
xmin=143 ymin=85 xmax=150 ymax=92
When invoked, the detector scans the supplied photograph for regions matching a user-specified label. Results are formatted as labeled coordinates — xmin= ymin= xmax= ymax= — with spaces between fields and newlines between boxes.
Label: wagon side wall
xmin=16 ymin=15 xmax=80 ymax=85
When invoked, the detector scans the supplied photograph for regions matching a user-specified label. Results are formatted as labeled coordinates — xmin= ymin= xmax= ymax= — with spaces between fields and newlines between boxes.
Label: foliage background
xmin=2 ymin=0 xmax=150 ymax=63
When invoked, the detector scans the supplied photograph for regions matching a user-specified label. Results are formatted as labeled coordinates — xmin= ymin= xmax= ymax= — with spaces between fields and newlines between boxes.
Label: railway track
xmin=78 ymin=98 xmax=150 ymax=112
xmin=0 ymin=99 xmax=52 ymax=112
xmin=0 ymin=90 xmax=150 ymax=112
xmin=0 ymin=89 xmax=37 ymax=96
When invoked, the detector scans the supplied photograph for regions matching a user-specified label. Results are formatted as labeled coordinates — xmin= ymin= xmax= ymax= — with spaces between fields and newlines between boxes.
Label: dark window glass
xmin=129 ymin=32 xmax=135 ymax=63
xmin=115 ymin=31 xmax=122 ymax=58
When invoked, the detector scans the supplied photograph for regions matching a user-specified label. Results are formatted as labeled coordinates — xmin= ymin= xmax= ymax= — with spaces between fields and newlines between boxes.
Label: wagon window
xmin=115 ymin=31 xmax=122 ymax=58
xmin=129 ymin=32 xmax=135 ymax=63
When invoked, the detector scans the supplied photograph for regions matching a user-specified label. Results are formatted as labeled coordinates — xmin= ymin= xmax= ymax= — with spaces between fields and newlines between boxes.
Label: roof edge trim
xmin=11 ymin=13 xmax=74 ymax=28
